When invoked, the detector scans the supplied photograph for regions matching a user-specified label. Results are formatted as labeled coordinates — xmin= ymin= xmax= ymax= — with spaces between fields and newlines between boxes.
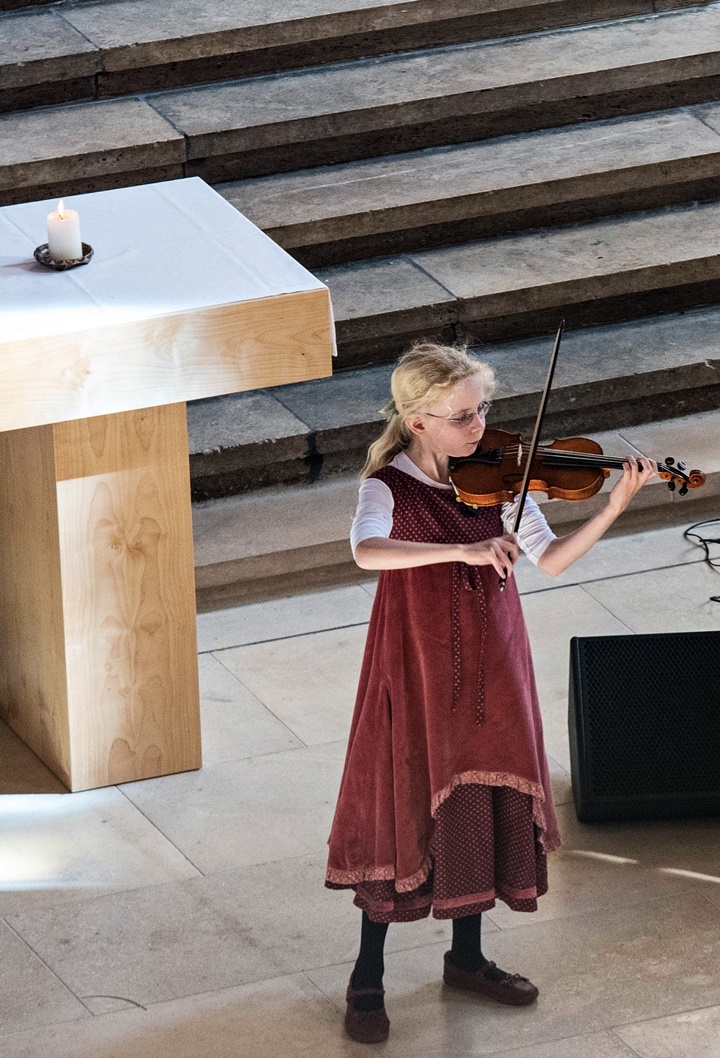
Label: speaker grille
xmin=574 ymin=632 xmax=720 ymax=798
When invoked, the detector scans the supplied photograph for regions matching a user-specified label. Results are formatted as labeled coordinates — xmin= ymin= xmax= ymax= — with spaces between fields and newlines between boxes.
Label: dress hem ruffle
xmin=350 ymin=878 xmax=550 ymax=922
xmin=325 ymin=770 xmax=561 ymax=891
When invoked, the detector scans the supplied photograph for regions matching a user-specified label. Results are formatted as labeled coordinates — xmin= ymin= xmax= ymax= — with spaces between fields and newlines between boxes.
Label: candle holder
xmin=34 ymin=242 xmax=94 ymax=270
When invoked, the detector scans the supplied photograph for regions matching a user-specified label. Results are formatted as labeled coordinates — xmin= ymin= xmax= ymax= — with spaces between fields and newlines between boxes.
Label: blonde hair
xmin=360 ymin=339 xmax=496 ymax=479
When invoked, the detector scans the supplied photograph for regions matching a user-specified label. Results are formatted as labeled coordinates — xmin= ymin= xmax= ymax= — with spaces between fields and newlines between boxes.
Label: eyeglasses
xmin=425 ymin=401 xmax=492 ymax=427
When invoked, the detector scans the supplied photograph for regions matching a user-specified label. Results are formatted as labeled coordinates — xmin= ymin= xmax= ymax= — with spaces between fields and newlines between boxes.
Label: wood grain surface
xmin=0 ymin=402 xmax=202 ymax=791
xmin=0 ymin=422 xmax=72 ymax=787
xmin=0 ymin=286 xmax=334 ymax=433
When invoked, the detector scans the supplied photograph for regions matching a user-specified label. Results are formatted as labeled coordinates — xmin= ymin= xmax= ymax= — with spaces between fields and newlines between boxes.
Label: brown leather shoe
xmin=344 ymin=973 xmax=390 ymax=1044
xmin=443 ymin=951 xmax=539 ymax=1006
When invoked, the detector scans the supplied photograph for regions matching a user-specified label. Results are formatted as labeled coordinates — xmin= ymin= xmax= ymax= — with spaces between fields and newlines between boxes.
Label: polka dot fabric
xmin=325 ymin=462 xmax=561 ymax=919
xmin=378 ymin=466 xmax=502 ymax=727
xmin=344 ymin=783 xmax=548 ymax=922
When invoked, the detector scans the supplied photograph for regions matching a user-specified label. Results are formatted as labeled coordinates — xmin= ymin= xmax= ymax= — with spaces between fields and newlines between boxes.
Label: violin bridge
xmin=517 ymin=442 xmax=522 ymax=467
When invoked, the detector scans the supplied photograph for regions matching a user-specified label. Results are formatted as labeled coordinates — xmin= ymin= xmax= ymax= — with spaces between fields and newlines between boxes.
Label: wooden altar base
xmin=0 ymin=402 xmax=200 ymax=791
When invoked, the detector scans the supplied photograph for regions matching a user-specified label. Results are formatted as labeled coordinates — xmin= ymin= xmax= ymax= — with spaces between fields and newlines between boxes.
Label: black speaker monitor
xmin=568 ymin=631 xmax=720 ymax=823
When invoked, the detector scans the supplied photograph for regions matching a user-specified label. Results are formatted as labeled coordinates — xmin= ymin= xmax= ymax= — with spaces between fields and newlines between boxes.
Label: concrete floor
xmin=1 ymin=518 xmax=719 ymax=1057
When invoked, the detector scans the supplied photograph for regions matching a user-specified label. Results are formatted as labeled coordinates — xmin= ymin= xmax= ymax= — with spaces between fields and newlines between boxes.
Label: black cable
xmin=683 ymin=518 xmax=720 ymax=602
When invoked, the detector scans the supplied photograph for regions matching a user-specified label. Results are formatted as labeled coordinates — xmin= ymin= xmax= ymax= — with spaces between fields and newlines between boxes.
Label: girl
xmin=325 ymin=341 xmax=657 ymax=1044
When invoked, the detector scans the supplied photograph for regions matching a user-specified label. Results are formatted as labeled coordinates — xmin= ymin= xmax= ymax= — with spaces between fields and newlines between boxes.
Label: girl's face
xmin=410 ymin=375 xmax=489 ymax=457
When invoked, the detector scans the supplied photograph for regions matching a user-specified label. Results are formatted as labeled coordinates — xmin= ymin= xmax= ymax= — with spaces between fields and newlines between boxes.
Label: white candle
xmin=46 ymin=199 xmax=82 ymax=261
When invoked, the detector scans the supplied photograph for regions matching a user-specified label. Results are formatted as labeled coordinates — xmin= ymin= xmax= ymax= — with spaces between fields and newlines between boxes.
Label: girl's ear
xmin=405 ymin=414 xmax=426 ymax=437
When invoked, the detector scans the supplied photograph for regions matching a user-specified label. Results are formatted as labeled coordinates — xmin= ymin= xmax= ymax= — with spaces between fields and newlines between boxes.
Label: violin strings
xmin=489 ymin=445 xmax=680 ymax=477
xmin=539 ymin=452 xmax=676 ymax=476
xmin=501 ymin=443 xmax=646 ymax=466
xmin=490 ymin=446 xmax=643 ymax=469
xmin=540 ymin=452 xmax=652 ymax=470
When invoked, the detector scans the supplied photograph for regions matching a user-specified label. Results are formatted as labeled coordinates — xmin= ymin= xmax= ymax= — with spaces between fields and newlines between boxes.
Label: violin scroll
xmin=658 ymin=457 xmax=705 ymax=496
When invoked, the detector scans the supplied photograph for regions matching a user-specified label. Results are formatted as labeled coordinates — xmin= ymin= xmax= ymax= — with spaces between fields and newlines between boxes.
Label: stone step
xmin=218 ymin=106 xmax=720 ymax=267
xmin=186 ymin=305 xmax=720 ymax=500
xmin=0 ymin=0 xmax=56 ymax=9
xmin=0 ymin=7 xmax=100 ymax=114
xmin=191 ymin=404 xmax=720 ymax=609
xmin=311 ymin=195 xmax=720 ymax=368
xmin=0 ymin=0 xmax=676 ymax=114
xmin=3 ymin=5 xmax=720 ymax=203
xmin=154 ymin=4 xmax=720 ymax=183
xmin=0 ymin=97 xmax=186 ymax=204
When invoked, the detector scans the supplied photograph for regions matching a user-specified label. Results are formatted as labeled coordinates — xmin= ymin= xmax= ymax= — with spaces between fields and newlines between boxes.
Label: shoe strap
xmin=483 ymin=963 xmax=527 ymax=983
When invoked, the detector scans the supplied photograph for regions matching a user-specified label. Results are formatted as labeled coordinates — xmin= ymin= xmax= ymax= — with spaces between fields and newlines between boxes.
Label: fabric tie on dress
xmin=451 ymin=562 xmax=488 ymax=724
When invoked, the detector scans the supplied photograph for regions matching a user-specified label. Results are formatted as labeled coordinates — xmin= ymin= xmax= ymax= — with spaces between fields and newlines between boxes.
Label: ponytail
xmin=360 ymin=399 xmax=412 ymax=479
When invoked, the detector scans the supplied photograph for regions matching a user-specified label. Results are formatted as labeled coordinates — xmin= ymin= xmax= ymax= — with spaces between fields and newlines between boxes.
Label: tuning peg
xmin=677 ymin=461 xmax=686 ymax=472
xmin=668 ymin=480 xmax=676 ymax=492
xmin=679 ymin=484 xmax=689 ymax=496
xmin=665 ymin=456 xmax=675 ymax=465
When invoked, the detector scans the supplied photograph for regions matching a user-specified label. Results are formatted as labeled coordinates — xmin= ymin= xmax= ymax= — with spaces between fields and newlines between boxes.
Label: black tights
xmin=450 ymin=912 xmax=487 ymax=972
xmin=351 ymin=911 xmax=488 ymax=1010
xmin=352 ymin=912 xmax=390 ymax=1011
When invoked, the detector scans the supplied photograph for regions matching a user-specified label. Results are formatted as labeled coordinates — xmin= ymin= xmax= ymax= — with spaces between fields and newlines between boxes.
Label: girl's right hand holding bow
xmin=458 ymin=533 xmax=519 ymax=579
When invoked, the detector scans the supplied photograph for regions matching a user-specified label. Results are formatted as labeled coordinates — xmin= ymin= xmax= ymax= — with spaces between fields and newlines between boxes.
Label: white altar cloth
xmin=1 ymin=177 xmax=336 ymax=344
xmin=0 ymin=177 xmax=336 ymax=432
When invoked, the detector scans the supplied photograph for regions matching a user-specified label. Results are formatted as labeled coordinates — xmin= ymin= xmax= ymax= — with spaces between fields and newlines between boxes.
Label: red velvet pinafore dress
xmin=325 ymin=465 xmax=561 ymax=922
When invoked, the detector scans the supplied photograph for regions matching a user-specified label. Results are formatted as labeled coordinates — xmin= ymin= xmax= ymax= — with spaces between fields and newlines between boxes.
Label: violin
xmin=449 ymin=427 xmax=706 ymax=510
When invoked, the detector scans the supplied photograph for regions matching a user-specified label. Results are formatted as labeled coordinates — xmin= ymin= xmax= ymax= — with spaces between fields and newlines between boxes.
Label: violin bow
xmin=499 ymin=319 xmax=565 ymax=592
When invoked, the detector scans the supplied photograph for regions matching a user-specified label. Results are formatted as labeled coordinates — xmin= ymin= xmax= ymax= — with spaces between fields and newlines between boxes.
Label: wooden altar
xmin=0 ymin=177 xmax=335 ymax=791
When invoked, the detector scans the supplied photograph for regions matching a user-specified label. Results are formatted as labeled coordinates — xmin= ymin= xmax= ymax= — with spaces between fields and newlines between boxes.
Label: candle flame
xmin=57 ymin=199 xmax=64 ymax=219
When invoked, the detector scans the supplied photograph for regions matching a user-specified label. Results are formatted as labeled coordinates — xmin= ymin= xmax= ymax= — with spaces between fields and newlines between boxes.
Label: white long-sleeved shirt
xmin=351 ymin=450 xmax=556 ymax=566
